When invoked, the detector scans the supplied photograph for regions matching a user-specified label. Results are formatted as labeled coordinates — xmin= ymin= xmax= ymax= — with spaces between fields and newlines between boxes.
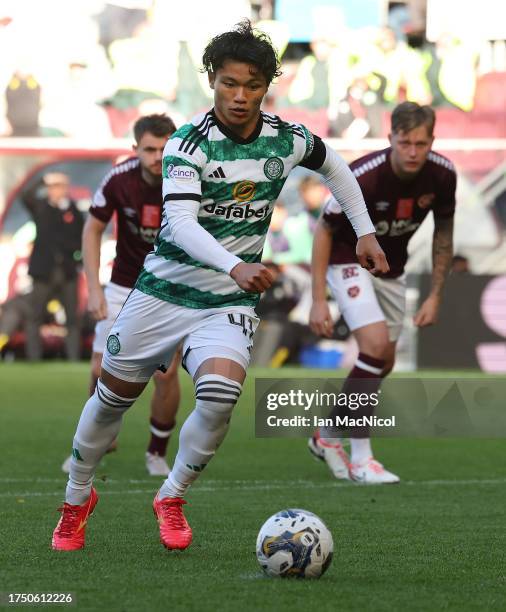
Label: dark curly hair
xmin=202 ymin=19 xmax=281 ymax=85
xmin=133 ymin=114 xmax=176 ymax=143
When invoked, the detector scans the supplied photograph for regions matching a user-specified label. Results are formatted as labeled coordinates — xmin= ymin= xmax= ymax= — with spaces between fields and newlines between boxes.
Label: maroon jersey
xmin=322 ymin=148 xmax=457 ymax=278
xmin=90 ymin=157 xmax=163 ymax=287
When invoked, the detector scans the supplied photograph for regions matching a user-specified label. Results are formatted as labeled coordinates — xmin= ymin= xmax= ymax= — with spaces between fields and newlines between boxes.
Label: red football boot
xmin=52 ymin=488 xmax=99 ymax=551
xmin=153 ymin=493 xmax=192 ymax=550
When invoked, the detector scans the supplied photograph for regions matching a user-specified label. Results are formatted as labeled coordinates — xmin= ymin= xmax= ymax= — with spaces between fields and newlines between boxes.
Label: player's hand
xmin=88 ymin=286 xmax=107 ymax=321
xmin=356 ymin=234 xmax=389 ymax=276
xmin=413 ymin=294 xmax=441 ymax=327
xmin=230 ymin=262 xmax=274 ymax=293
xmin=309 ymin=300 xmax=334 ymax=338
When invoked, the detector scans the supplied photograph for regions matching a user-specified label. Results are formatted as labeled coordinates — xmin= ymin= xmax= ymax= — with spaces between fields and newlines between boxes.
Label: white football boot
xmin=308 ymin=431 xmax=350 ymax=480
xmin=349 ymin=458 xmax=400 ymax=484
xmin=145 ymin=452 xmax=171 ymax=476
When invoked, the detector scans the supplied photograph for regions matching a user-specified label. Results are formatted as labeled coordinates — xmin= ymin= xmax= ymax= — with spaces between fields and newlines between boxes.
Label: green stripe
xmin=210 ymin=133 xmax=294 ymax=162
xmin=163 ymin=155 xmax=201 ymax=178
xmin=202 ymin=177 xmax=286 ymax=203
xmin=199 ymin=214 xmax=271 ymax=240
xmin=135 ymin=269 xmax=259 ymax=309
xmin=154 ymin=240 xmax=262 ymax=269
xmin=173 ymin=123 xmax=195 ymax=140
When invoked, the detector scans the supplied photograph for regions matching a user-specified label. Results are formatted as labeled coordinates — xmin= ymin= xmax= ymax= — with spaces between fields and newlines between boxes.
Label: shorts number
xmin=227 ymin=314 xmax=255 ymax=340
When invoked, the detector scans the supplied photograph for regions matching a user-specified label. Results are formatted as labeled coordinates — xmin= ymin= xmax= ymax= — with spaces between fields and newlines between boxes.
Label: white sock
xmin=159 ymin=374 xmax=241 ymax=500
xmin=350 ymin=438 xmax=372 ymax=465
xmin=65 ymin=380 xmax=137 ymax=505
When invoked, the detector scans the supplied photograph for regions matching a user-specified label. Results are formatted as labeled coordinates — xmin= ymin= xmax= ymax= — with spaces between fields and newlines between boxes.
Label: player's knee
xmin=94 ymin=379 xmax=138 ymax=423
xmin=362 ymin=339 xmax=389 ymax=360
xmin=194 ymin=374 xmax=242 ymax=428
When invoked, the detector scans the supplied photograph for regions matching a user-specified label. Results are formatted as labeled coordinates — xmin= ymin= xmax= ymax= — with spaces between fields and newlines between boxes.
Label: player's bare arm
xmin=82 ymin=215 xmax=108 ymax=321
xmin=414 ymin=216 xmax=454 ymax=327
xmin=314 ymin=145 xmax=389 ymax=276
xmin=310 ymin=218 xmax=334 ymax=338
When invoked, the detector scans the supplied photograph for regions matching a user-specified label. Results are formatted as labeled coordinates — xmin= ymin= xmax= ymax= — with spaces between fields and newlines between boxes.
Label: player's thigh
xmin=371 ymin=275 xmax=406 ymax=342
xmin=152 ymin=345 xmax=181 ymax=388
xmin=183 ymin=309 xmax=259 ymax=382
xmin=92 ymin=283 xmax=131 ymax=353
xmin=327 ymin=264 xmax=385 ymax=333
xmin=102 ymin=289 xmax=187 ymax=383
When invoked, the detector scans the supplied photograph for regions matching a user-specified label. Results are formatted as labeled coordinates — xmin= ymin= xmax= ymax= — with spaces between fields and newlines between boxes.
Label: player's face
xmin=134 ymin=132 xmax=172 ymax=183
xmin=209 ymin=60 xmax=268 ymax=138
xmin=389 ymin=124 xmax=434 ymax=179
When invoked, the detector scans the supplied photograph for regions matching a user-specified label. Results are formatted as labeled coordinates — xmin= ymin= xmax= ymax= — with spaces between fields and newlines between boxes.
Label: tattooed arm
xmin=413 ymin=216 xmax=454 ymax=327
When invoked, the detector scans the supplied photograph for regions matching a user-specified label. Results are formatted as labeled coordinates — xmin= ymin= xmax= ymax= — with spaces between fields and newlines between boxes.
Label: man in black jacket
xmin=22 ymin=172 xmax=84 ymax=360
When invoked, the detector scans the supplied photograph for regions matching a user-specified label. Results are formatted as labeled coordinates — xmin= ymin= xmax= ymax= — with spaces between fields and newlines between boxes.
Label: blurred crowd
xmin=1 ymin=1 xmax=505 ymax=139
xmin=0 ymin=1 xmax=505 ymax=364
xmin=0 ymin=165 xmax=330 ymax=363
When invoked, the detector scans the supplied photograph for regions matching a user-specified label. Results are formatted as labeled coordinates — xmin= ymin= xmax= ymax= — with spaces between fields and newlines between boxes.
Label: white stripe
xmin=145 ymin=257 xmax=239 ymax=294
xmin=2 ymin=477 xmax=506 ymax=499
xmin=220 ymin=233 xmax=265 ymax=252
xmin=428 ymin=151 xmax=456 ymax=172
xmin=356 ymin=358 xmax=383 ymax=375
xmin=93 ymin=158 xmax=139 ymax=207
xmin=352 ymin=153 xmax=386 ymax=178
xmin=149 ymin=424 xmax=174 ymax=438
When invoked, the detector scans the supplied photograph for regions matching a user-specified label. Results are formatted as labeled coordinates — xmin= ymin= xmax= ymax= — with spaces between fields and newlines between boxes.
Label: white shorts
xmin=101 ymin=289 xmax=259 ymax=383
xmin=92 ymin=282 xmax=132 ymax=353
xmin=327 ymin=264 xmax=406 ymax=342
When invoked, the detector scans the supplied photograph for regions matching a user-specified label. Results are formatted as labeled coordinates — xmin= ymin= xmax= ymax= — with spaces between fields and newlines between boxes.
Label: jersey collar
xmin=211 ymin=108 xmax=263 ymax=144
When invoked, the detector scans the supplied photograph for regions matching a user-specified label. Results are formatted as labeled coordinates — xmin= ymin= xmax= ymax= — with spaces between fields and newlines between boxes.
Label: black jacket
xmin=22 ymin=182 xmax=84 ymax=281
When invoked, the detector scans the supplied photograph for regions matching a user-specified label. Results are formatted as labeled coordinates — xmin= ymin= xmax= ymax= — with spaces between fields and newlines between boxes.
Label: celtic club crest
xmin=106 ymin=334 xmax=121 ymax=355
xmin=263 ymin=157 xmax=284 ymax=180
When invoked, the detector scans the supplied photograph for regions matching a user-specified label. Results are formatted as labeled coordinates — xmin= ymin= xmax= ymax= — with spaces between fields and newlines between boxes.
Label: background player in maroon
xmin=309 ymin=102 xmax=456 ymax=484
xmin=62 ymin=114 xmax=181 ymax=476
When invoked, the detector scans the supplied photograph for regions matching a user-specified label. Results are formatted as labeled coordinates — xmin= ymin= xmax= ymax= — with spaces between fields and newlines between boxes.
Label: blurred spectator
xmin=451 ymin=254 xmax=470 ymax=274
xmin=280 ymin=176 xmax=328 ymax=264
xmin=22 ymin=173 xmax=84 ymax=360
xmin=256 ymin=262 xmax=317 ymax=366
xmin=263 ymin=203 xmax=289 ymax=262
xmin=41 ymin=60 xmax=113 ymax=138
xmin=4 ymin=69 xmax=41 ymax=136
xmin=428 ymin=34 xmax=478 ymax=111
xmin=283 ymin=33 xmax=351 ymax=135
xmin=94 ymin=2 xmax=148 ymax=59
xmin=0 ymin=293 xmax=31 ymax=353
xmin=103 ymin=16 xmax=178 ymax=135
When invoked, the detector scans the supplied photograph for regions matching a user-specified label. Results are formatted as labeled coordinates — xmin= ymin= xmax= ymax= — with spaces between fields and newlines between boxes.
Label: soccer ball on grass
xmin=256 ymin=509 xmax=333 ymax=578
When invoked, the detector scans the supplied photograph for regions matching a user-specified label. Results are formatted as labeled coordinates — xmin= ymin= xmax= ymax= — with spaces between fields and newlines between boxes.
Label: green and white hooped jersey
xmin=136 ymin=110 xmax=317 ymax=309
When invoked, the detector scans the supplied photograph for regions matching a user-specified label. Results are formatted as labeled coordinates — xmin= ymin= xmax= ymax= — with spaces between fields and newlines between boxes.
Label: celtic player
xmin=52 ymin=20 xmax=388 ymax=552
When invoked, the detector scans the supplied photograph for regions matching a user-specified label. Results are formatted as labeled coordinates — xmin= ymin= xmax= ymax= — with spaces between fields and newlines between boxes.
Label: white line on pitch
xmin=2 ymin=477 xmax=506 ymax=499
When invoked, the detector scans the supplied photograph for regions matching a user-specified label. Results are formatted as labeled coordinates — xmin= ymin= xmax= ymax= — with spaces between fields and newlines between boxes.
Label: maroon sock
xmin=329 ymin=352 xmax=385 ymax=438
xmin=147 ymin=418 xmax=175 ymax=456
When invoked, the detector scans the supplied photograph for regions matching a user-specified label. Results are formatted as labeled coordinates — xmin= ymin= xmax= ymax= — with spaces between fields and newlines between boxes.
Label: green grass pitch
xmin=1 ymin=363 xmax=505 ymax=611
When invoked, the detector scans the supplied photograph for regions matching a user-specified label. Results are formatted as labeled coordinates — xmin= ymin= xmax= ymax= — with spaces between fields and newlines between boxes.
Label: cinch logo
xmin=232 ymin=180 xmax=256 ymax=202
xmin=167 ymin=164 xmax=197 ymax=182
xmin=203 ymin=202 xmax=270 ymax=220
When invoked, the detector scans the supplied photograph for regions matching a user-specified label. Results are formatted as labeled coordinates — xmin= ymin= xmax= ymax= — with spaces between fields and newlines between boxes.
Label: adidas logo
xmin=208 ymin=166 xmax=226 ymax=179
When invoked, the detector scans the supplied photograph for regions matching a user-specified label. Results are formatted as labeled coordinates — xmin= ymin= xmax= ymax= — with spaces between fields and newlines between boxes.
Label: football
xmin=256 ymin=509 xmax=333 ymax=578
